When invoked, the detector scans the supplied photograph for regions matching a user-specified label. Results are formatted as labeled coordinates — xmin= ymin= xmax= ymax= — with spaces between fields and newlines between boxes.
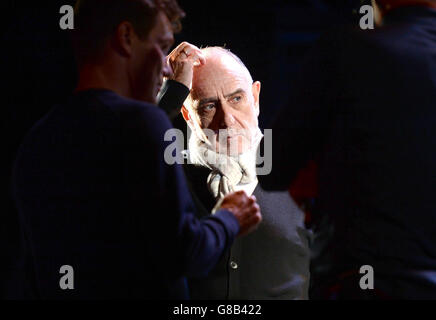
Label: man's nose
xmin=219 ymin=104 xmax=236 ymax=128
xmin=162 ymin=58 xmax=173 ymax=78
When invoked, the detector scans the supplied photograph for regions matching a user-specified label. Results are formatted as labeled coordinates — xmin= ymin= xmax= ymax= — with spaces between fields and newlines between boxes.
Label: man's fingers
xmin=240 ymin=210 xmax=262 ymax=236
xmin=222 ymin=190 xmax=262 ymax=237
xmin=180 ymin=46 xmax=190 ymax=57
xmin=196 ymin=54 xmax=206 ymax=66
xmin=246 ymin=196 xmax=256 ymax=206
xmin=249 ymin=210 xmax=262 ymax=225
xmin=172 ymin=42 xmax=200 ymax=58
xmin=221 ymin=190 xmax=250 ymax=210
xmin=246 ymin=202 xmax=260 ymax=216
xmin=167 ymin=43 xmax=183 ymax=59
xmin=235 ymin=190 xmax=246 ymax=195
xmin=238 ymin=202 xmax=260 ymax=222
xmin=165 ymin=42 xmax=204 ymax=89
xmin=170 ymin=43 xmax=204 ymax=64
xmin=181 ymin=50 xmax=205 ymax=66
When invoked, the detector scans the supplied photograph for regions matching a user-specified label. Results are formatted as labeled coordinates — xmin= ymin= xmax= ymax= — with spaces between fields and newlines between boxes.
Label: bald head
xmin=199 ymin=47 xmax=253 ymax=81
xmin=186 ymin=47 xmax=255 ymax=110
xmin=189 ymin=47 xmax=253 ymax=101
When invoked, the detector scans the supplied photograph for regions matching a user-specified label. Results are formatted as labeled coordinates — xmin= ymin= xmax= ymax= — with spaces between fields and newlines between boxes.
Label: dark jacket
xmin=259 ymin=6 xmax=436 ymax=298
xmin=12 ymin=89 xmax=239 ymax=299
xmin=158 ymin=80 xmax=311 ymax=300
xmin=185 ymin=165 xmax=311 ymax=300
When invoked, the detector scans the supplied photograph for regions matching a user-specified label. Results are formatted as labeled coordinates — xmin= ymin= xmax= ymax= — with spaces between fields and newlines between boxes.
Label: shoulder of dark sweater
xmin=71 ymin=89 xmax=176 ymax=144
xmin=91 ymin=89 xmax=167 ymax=118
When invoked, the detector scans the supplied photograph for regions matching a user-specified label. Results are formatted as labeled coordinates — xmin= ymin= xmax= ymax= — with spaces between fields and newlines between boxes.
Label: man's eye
xmin=202 ymin=104 xmax=215 ymax=111
xmin=230 ymin=95 xmax=242 ymax=103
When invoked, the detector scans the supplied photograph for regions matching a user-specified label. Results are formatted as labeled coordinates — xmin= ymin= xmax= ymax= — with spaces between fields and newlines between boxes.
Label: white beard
xmin=187 ymin=127 xmax=263 ymax=200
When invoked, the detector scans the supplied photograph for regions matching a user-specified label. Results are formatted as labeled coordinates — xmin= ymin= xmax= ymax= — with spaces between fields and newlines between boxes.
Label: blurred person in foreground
xmin=258 ymin=0 xmax=436 ymax=299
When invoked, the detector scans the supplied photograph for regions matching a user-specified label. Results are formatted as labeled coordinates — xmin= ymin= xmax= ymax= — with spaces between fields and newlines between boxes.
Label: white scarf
xmin=188 ymin=128 xmax=263 ymax=201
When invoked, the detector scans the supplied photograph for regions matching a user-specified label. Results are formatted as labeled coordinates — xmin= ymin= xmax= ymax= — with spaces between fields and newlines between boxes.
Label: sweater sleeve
xmin=157 ymin=80 xmax=190 ymax=121
xmin=121 ymin=103 xmax=239 ymax=279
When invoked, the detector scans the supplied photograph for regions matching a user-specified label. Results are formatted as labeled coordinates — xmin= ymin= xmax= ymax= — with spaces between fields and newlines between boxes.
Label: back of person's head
xmin=375 ymin=0 xmax=436 ymax=10
xmin=72 ymin=0 xmax=184 ymax=67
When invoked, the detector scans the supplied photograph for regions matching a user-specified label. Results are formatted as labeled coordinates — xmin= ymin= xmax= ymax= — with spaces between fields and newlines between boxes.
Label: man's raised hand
xmin=166 ymin=42 xmax=205 ymax=90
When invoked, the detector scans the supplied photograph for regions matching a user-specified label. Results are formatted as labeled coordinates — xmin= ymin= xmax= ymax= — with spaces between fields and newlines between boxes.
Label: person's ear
xmin=113 ymin=21 xmax=136 ymax=57
xmin=372 ymin=0 xmax=383 ymax=26
xmin=181 ymin=105 xmax=191 ymax=122
xmin=182 ymin=104 xmax=209 ymax=144
xmin=182 ymin=104 xmax=201 ymax=135
xmin=252 ymin=81 xmax=261 ymax=117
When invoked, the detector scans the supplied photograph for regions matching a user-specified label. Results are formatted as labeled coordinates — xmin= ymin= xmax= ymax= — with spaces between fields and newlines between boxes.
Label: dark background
xmin=1 ymin=0 xmax=370 ymax=297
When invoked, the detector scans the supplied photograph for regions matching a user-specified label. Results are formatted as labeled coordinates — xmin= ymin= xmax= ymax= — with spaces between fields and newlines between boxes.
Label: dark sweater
xmin=12 ymin=89 xmax=239 ymax=299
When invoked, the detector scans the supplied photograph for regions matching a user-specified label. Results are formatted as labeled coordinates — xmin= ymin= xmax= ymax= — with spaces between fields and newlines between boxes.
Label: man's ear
xmin=252 ymin=81 xmax=261 ymax=117
xmin=182 ymin=104 xmax=209 ymax=144
xmin=371 ymin=0 xmax=383 ymax=26
xmin=113 ymin=21 xmax=136 ymax=57
xmin=182 ymin=104 xmax=202 ymax=138
xmin=181 ymin=105 xmax=192 ymax=123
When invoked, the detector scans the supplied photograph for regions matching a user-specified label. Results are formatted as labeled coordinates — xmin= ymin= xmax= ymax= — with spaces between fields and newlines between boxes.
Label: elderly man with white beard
xmin=158 ymin=43 xmax=311 ymax=299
